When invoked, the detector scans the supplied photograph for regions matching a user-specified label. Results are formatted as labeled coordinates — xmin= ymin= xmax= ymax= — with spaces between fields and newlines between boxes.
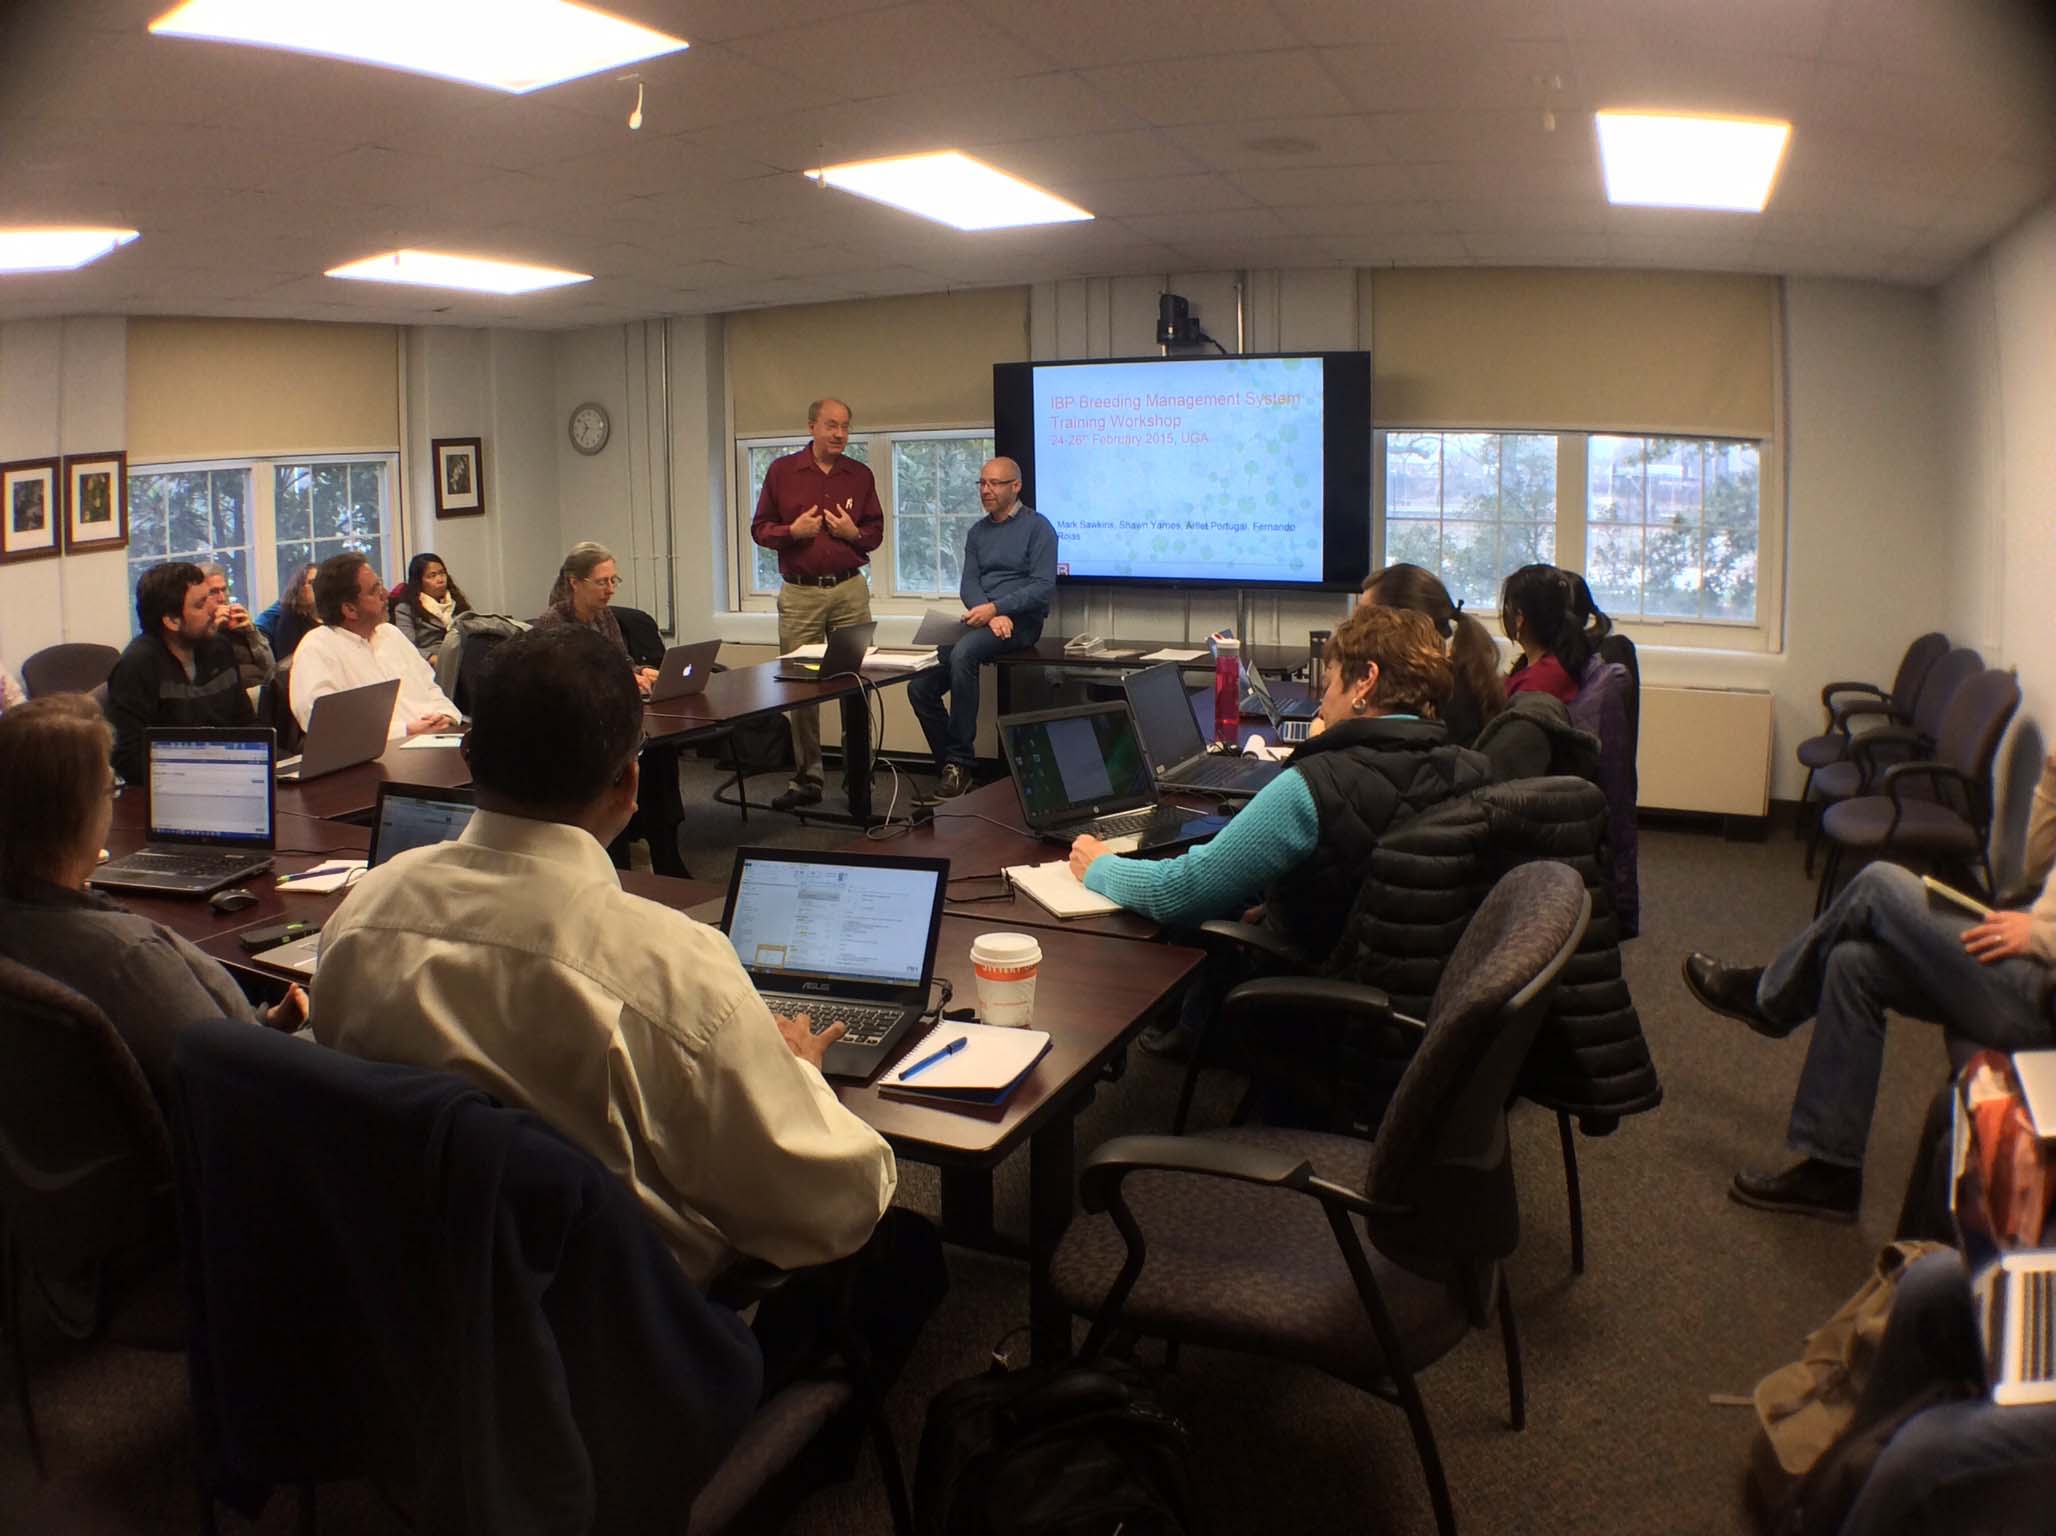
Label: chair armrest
xmin=1197 ymin=919 xmax=1305 ymax=969
xmin=1078 ymin=1133 xmax=1405 ymax=1220
xmin=1847 ymin=726 xmax=1926 ymax=776
xmin=1821 ymin=681 xmax=1887 ymax=711
xmin=1218 ymin=975 xmax=1423 ymax=1040
xmin=1830 ymin=697 xmax=1909 ymax=731
xmin=1881 ymin=760 xmax=1977 ymax=804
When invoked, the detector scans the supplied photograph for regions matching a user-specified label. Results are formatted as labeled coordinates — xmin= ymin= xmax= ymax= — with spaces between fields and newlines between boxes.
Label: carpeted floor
xmin=0 ymin=763 xmax=1955 ymax=1536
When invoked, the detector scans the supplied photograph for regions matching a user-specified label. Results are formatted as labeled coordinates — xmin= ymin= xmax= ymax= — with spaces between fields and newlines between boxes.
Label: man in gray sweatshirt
xmin=910 ymin=457 xmax=1058 ymax=803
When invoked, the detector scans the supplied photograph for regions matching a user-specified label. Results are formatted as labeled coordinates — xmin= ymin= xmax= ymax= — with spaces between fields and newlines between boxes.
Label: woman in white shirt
xmin=390 ymin=552 xmax=473 ymax=661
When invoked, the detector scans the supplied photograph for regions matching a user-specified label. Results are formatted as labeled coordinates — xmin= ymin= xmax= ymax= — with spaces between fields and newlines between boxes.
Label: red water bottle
xmin=1212 ymin=635 xmax=1242 ymax=745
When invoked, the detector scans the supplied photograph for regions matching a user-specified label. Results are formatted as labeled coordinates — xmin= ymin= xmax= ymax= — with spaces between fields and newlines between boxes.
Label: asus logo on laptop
xmin=801 ymin=980 xmax=831 ymax=992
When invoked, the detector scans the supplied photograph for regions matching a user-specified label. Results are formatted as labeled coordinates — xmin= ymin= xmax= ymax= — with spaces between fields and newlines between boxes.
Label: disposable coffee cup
xmin=970 ymin=931 xmax=1042 ymax=1027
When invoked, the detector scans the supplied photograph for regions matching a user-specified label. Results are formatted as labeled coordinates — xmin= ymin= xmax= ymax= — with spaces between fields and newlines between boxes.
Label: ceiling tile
xmin=1562 ymin=0 xmax=1834 ymax=58
xmin=1324 ymin=231 xmax=1471 ymax=264
xmin=987 ymin=130 xmax=1207 ymax=184
xmin=960 ymin=0 xmax=1291 ymax=68
xmin=1164 ymin=115 xmax=1392 ymax=172
xmin=1433 ymin=198 xmax=1612 ymax=233
xmin=1082 ymin=51 xmax=1353 ymax=126
xmin=1378 ymin=109 xmax=1592 ymax=165
xmin=534 ymin=44 xmax=830 ymax=133
xmin=1272 ymin=202 xmax=1447 ymax=237
xmin=1326 ymin=39 xmax=1580 ymax=115
xmin=1272 ymin=0 xmax=1567 ymax=47
xmin=1059 ymin=175 xmax=1258 ymax=218
xmin=1458 ymin=231 xmax=1614 ymax=264
xmin=1574 ymin=44 xmax=1817 ymax=120
xmin=1115 ymin=206 xmax=1294 ymax=246
xmin=1229 ymin=161 xmax=1421 ymax=206
xmin=1404 ymin=158 xmax=1606 ymax=201
xmin=725 ymin=5 xmax=1057 ymax=97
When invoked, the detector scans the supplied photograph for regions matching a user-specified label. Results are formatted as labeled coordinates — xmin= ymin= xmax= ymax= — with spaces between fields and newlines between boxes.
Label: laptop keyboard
xmin=118 ymin=846 xmax=270 ymax=875
xmin=759 ymin=993 xmax=903 ymax=1047
xmin=1088 ymin=806 xmax=1161 ymax=838
xmin=1170 ymin=755 xmax=1257 ymax=789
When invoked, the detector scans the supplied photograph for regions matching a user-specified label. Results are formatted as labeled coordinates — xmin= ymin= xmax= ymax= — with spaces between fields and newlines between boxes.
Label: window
xmin=127 ymin=467 xmax=254 ymax=616
xmin=1375 ymin=429 xmax=1775 ymax=645
xmin=732 ymin=430 xmax=993 ymax=608
xmin=1382 ymin=432 xmax=1556 ymax=611
xmin=125 ymin=454 xmax=398 ymax=628
xmin=1586 ymin=435 xmax=1759 ymax=622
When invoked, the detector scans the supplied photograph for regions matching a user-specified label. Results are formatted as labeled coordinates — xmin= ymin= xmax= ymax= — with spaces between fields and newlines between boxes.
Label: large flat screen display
xmin=992 ymin=351 xmax=1370 ymax=590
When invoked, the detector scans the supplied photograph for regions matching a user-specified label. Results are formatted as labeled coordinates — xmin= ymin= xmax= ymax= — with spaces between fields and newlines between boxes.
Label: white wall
xmin=0 ymin=317 xmax=131 ymax=670
xmin=1941 ymin=195 xmax=2056 ymax=878
xmin=404 ymin=324 xmax=560 ymax=618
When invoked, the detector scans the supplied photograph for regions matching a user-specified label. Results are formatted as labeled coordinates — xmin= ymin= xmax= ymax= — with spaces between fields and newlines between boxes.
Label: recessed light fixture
xmin=1596 ymin=111 xmax=1792 ymax=213
xmin=325 ymin=250 xmax=591 ymax=295
xmin=805 ymin=151 xmax=1093 ymax=232
xmin=149 ymin=0 xmax=687 ymax=94
xmin=0 ymin=228 xmax=140 ymax=273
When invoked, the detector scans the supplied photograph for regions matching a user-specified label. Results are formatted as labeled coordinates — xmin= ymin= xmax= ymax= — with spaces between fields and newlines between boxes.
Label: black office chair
xmin=20 ymin=642 xmax=120 ymax=700
xmin=1795 ymin=631 xmax=1948 ymax=823
xmin=0 ymin=956 xmax=184 ymax=1479
xmin=169 ymin=1019 xmax=911 ymax=1535
xmin=1053 ymin=865 xmax=1590 ymax=1536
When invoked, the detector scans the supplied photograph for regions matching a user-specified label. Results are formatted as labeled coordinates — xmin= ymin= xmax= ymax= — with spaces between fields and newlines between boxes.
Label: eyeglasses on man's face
xmin=976 ymin=477 xmax=1019 ymax=488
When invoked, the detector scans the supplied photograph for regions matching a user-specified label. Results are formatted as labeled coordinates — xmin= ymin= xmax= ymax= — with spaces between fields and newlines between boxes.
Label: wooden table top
xmin=272 ymin=741 xmax=472 ymax=821
xmin=641 ymin=657 xmax=915 ymax=739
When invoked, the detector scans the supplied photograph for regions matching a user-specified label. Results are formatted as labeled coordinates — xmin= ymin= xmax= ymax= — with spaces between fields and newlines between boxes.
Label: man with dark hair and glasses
xmin=107 ymin=559 xmax=256 ymax=782
xmin=313 ymin=624 xmax=902 ymax=1290
xmin=910 ymin=456 xmax=1058 ymax=803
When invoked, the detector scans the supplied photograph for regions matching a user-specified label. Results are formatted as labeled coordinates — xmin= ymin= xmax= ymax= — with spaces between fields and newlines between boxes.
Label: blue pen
xmin=897 ymin=1035 xmax=967 ymax=1082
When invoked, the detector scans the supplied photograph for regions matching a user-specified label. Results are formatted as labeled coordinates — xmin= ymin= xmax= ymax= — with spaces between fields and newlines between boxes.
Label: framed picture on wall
xmin=432 ymin=436 xmax=484 ymax=518
xmin=62 ymin=449 xmax=128 ymax=553
xmin=0 ymin=457 xmax=62 ymax=564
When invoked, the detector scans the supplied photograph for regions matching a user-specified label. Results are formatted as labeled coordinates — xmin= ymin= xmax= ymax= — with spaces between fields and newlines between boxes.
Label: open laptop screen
xmin=1122 ymin=662 xmax=1207 ymax=775
xmin=724 ymin=853 xmax=943 ymax=986
xmin=369 ymin=784 xmax=477 ymax=867
xmin=1002 ymin=703 xmax=1153 ymax=822
xmin=147 ymin=732 xmax=275 ymax=846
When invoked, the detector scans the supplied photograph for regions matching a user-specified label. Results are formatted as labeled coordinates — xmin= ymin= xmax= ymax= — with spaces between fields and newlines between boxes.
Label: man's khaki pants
xmin=776 ymin=574 xmax=872 ymax=789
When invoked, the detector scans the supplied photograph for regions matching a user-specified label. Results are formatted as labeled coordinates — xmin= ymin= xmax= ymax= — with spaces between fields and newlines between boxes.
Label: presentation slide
xmin=1032 ymin=356 xmax=1326 ymax=583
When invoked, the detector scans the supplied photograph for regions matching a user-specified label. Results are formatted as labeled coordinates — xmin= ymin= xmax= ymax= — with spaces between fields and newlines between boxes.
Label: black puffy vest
xmin=1261 ymin=716 xmax=1493 ymax=964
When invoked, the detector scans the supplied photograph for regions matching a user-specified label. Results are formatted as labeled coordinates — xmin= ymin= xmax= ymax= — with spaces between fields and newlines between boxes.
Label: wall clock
xmin=569 ymin=401 xmax=611 ymax=455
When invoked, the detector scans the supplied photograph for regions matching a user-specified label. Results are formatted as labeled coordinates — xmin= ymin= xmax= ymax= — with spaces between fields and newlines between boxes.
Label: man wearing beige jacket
xmin=1684 ymin=752 xmax=2056 ymax=1220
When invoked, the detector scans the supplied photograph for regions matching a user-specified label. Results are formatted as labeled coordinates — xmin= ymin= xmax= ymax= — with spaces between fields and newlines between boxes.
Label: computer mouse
xmin=210 ymin=888 xmax=260 ymax=914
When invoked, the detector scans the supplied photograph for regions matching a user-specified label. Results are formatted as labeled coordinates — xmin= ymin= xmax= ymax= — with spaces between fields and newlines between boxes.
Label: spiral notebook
xmin=879 ymin=1021 xmax=1051 ymax=1106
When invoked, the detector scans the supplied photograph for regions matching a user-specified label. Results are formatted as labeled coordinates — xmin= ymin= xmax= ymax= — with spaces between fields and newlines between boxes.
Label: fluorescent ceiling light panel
xmin=150 ymin=0 xmax=687 ymax=94
xmin=1596 ymin=111 xmax=1792 ymax=212
xmin=805 ymin=151 xmax=1093 ymax=232
xmin=0 ymin=228 xmax=139 ymax=273
xmin=326 ymin=250 xmax=591 ymax=295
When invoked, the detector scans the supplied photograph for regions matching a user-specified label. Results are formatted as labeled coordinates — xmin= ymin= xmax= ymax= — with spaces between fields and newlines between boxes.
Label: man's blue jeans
xmin=908 ymin=620 xmax=1038 ymax=771
xmin=1840 ymin=1251 xmax=2056 ymax=1536
xmin=1755 ymin=863 xmax=2054 ymax=1168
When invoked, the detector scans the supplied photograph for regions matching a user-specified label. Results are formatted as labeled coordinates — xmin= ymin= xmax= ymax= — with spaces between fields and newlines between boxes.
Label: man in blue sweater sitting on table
xmin=912 ymin=457 xmax=1058 ymax=804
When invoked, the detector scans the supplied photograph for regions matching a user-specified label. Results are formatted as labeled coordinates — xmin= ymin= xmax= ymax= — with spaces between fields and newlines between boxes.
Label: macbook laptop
xmin=258 ymin=782 xmax=480 ymax=977
xmin=718 ymin=847 xmax=950 ymax=1080
xmin=91 ymin=728 xmax=277 ymax=897
xmin=1951 ymin=1061 xmax=2056 ymax=1406
xmin=774 ymin=621 xmax=877 ymax=683
xmin=276 ymin=678 xmax=401 ymax=781
xmin=1242 ymin=664 xmax=1315 ymax=745
xmin=647 ymin=639 xmax=722 ymax=703
xmin=998 ymin=700 xmax=1227 ymax=852
xmin=1121 ymin=662 xmax=1283 ymax=799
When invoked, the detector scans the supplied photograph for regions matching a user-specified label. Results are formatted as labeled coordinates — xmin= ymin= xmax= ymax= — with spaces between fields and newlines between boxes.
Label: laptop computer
xmin=1951 ymin=1059 xmax=2056 ymax=1406
xmin=718 ymin=846 xmax=950 ymax=1080
xmin=257 ymin=782 xmax=480 ymax=977
xmin=774 ymin=621 xmax=878 ymax=683
xmin=1121 ymin=662 xmax=1283 ymax=799
xmin=647 ymin=639 xmax=722 ymax=703
xmin=1242 ymin=660 xmax=1320 ymax=724
xmin=997 ymin=700 xmax=1228 ymax=852
xmin=276 ymin=677 xmax=401 ymax=781
xmin=91 ymin=728 xmax=277 ymax=897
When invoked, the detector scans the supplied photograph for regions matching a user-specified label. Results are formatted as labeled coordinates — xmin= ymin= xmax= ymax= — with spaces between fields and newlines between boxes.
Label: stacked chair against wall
xmin=1052 ymin=863 xmax=1590 ymax=1536
xmin=19 ymin=642 xmax=120 ymax=700
xmin=1803 ymin=640 xmax=1975 ymax=875
xmin=1567 ymin=650 xmax=1639 ymax=937
xmin=1794 ymin=631 xmax=1949 ymax=825
xmin=0 ymin=956 xmax=185 ymax=1478
xmin=1812 ymin=665 xmax=2021 ymax=914
xmin=169 ymin=1018 xmax=912 ymax=1536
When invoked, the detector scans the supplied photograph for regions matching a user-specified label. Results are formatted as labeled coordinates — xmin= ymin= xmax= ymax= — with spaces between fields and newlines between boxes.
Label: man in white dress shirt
xmin=313 ymin=624 xmax=907 ymax=1296
xmin=289 ymin=552 xmax=460 ymax=737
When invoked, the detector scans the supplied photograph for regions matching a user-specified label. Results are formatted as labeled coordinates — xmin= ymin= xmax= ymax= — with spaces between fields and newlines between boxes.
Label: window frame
xmin=127 ymin=452 xmax=402 ymax=626
xmin=1372 ymin=428 xmax=1785 ymax=653
xmin=730 ymin=426 xmax=994 ymax=613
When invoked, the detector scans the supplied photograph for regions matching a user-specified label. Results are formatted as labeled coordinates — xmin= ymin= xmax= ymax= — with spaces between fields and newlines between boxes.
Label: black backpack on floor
xmin=915 ymin=1358 xmax=1196 ymax=1536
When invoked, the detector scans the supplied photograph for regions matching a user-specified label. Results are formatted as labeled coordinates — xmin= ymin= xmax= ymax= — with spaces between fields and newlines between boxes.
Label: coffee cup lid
xmin=970 ymin=931 xmax=1041 ymax=965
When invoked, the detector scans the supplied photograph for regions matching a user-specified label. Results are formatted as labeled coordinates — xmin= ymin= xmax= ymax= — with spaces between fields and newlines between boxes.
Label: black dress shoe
xmin=770 ymin=784 xmax=823 ymax=813
xmin=1681 ymin=952 xmax=1779 ymax=1037
xmin=1730 ymin=1159 xmax=1861 ymax=1222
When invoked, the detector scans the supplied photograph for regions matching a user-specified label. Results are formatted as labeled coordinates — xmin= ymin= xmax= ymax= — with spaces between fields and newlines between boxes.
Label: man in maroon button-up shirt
xmin=749 ymin=397 xmax=884 ymax=809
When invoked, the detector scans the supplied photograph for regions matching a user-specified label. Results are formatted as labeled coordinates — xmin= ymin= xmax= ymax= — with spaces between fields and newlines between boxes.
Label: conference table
xmin=110 ymin=788 xmax=1202 ymax=1364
